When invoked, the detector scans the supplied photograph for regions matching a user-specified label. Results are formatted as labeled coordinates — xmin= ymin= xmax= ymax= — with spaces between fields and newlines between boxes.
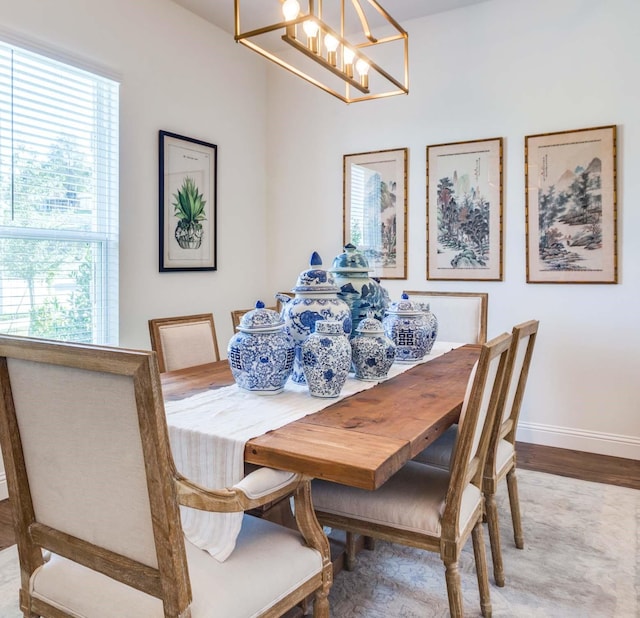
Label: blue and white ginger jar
xmin=330 ymin=244 xmax=390 ymax=337
xmin=227 ymin=300 xmax=295 ymax=395
xmin=383 ymin=293 xmax=436 ymax=363
xmin=278 ymin=252 xmax=352 ymax=384
xmin=301 ymin=320 xmax=351 ymax=398
xmin=351 ymin=311 xmax=396 ymax=381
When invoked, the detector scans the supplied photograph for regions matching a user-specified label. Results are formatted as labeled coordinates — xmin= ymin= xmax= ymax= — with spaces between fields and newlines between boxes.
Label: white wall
xmin=266 ymin=0 xmax=640 ymax=459
xmin=0 ymin=0 xmax=272 ymax=498
xmin=0 ymin=0 xmax=272 ymax=354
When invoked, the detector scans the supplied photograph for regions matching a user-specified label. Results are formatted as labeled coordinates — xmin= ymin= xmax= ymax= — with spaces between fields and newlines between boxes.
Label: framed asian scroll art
xmin=525 ymin=125 xmax=617 ymax=284
xmin=159 ymin=130 xmax=217 ymax=272
xmin=343 ymin=147 xmax=408 ymax=280
xmin=426 ymin=137 xmax=503 ymax=281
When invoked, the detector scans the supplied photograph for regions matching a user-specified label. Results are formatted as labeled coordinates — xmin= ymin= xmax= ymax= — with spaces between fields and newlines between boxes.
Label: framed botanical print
xmin=343 ymin=147 xmax=408 ymax=279
xmin=525 ymin=125 xmax=617 ymax=283
xmin=159 ymin=131 xmax=217 ymax=272
xmin=426 ymin=137 xmax=503 ymax=281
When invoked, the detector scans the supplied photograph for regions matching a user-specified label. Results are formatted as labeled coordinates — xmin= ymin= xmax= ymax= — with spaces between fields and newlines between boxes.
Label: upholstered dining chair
xmin=230 ymin=305 xmax=277 ymax=330
xmin=414 ymin=319 xmax=540 ymax=587
xmin=312 ymin=332 xmax=512 ymax=618
xmin=403 ymin=290 xmax=488 ymax=344
xmin=0 ymin=334 xmax=331 ymax=618
xmin=149 ymin=313 xmax=220 ymax=372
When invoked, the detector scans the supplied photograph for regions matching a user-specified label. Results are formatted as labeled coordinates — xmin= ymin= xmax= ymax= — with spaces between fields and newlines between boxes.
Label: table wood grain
xmin=161 ymin=345 xmax=480 ymax=490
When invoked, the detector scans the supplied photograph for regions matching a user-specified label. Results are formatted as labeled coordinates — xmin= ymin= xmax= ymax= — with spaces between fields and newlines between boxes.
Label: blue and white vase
xmin=383 ymin=293 xmax=435 ymax=363
xmin=278 ymin=252 xmax=352 ymax=384
xmin=227 ymin=301 xmax=295 ymax=395
xmin=351 ymin=311 xmax=396 ymax=381
xmin=301 ymin=320 xmax=351 ymax=398
xmin=330 ymin=244 xmax=390 ymax=337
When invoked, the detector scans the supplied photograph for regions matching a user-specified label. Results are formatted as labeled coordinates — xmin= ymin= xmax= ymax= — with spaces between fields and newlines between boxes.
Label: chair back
xmin=149 ymin=313 xmax=220 ymax=372
xmin=0 ymin=335 xmax=191 ymax=614
xmin=484 ymin=320 xmax=539 ymax=478
xmin=403 ymin=290 xmax=488 ymax=344
xmin=442 ymin=332 xmax=511 ymax=535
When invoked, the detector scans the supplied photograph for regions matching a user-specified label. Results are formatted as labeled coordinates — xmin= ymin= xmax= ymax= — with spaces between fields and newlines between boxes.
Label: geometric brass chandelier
xmin=234 ymin=0 xmax=409 ymax=103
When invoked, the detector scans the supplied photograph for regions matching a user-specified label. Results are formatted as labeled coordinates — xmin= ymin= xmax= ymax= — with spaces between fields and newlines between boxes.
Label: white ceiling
xmin=171 ymin=0 xmax=490 ymax=35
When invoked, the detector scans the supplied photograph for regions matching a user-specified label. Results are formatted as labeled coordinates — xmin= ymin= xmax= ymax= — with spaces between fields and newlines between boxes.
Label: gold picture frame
xmin=343 ymin=148 xmax=408 ymax=279
xmin=426 ymin=137 xmax=503 ymax=281
xmin=525 ymin=125 xmax=617 ymax=284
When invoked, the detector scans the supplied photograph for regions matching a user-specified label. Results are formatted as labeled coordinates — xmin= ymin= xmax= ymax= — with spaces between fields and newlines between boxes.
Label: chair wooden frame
xmin=0 ymin=334 xmax=331 ymax=618
xmin=403 ymin=290 xmax=488 ymax=344
xmin=483 ymin=319 xmax=539 ymax=587
xmin=149 ymin=313 xmax=220 ymax=372
xmin=314 ymin=332 xmax=512 ymax=617
xmin=413 ymin=319 xmax=540 ymax=589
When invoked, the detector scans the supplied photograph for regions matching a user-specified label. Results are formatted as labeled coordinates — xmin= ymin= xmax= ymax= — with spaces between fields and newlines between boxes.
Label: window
xmin=0 ymin=41 xmax=119 ymax=344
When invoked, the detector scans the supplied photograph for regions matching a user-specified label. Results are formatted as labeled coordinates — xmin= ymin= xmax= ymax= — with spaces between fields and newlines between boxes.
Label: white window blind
xmin=0 ymin=41 xmax=119 ymax=344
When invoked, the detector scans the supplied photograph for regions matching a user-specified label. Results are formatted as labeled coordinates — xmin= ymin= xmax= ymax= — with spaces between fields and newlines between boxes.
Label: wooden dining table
xmin=160 ymin=343 xmax=480 ymax=491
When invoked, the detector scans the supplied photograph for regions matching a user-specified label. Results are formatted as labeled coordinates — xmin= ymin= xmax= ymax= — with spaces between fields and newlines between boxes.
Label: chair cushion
xmin=30 ymin=515 xmax=322 ymax=618
xmin=414 ymin=430 xmax=515 ymax=478
xmin=312 ymin=461 xmax=482 ymax=539
xmin=413 ymin=425 xmax=458 ymax=468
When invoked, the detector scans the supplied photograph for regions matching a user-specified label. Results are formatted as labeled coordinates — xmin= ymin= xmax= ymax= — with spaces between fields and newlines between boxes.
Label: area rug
xmin=0 ymin=469 xmax=637 ymax=617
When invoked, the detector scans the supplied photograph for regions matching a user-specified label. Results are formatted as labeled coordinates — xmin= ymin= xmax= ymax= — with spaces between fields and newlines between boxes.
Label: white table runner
xmin=165 ymin=341 xmax=462 ymax=561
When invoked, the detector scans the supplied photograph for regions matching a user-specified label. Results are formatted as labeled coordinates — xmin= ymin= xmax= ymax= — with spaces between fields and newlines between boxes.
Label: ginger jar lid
xmin=238 ymin=300 xmax=284 ymax=332
xmin=355 ymin=311 xmax=385 ymax=335
xmin=293 ymin=251 xmax=339 ymax=293
xmin=330 ymin=243 xmax=371 ymax=274
xmin=386 ymin=293 xmax=424 ymax=316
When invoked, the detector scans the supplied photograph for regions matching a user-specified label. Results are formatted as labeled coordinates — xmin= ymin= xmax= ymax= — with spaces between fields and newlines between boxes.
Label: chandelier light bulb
xmin=303 ymin=19 xmax=319 ymax=53
xmin=343 ymin=47 xmax=355 ymax=64
xmin=324 ymin=34 xmax=339 ymax=66
xmin=303 ymin=19 xmax=319 ymax=37
xmin=356 ymin=58 xmax=370 ymax=88
xmin=282 ymin=0 xmax=300 ymax=21
xmin=343 ymin=47 xmax=355 ymax=77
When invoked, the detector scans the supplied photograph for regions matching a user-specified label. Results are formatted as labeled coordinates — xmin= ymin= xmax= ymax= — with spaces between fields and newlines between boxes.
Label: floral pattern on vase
xmin=279 ymin=252 xmax=352 ymax=384
xmin=351 ymin=311 xmax=396 ymax=381
xmin=227 ymin=301 xmax=295 ymax=394
xmin=301 ymin=320 xmax=351 ymax=398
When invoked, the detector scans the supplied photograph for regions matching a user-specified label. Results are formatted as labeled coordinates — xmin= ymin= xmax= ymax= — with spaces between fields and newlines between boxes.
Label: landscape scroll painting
xmin=426 ymin=138 xmax=503 ymax=280
xmin=525 ymin=125 xmax=617 ymax=283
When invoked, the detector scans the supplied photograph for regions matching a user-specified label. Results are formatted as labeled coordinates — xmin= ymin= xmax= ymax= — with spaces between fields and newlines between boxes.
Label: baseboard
xmin=517 ymin=421 xmax=640 ymax=460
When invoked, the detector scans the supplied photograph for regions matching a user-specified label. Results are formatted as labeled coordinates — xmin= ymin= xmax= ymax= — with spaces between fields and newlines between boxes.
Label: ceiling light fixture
xmin=234 ymin=0 xmax=409 ymax=103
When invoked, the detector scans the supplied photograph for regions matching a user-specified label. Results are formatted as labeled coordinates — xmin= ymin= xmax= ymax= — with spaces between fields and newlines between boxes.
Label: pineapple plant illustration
xmin=173 ymin=176 xmax=206 ymax=249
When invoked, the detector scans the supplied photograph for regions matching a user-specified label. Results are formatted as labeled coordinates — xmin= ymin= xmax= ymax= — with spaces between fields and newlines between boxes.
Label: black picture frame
xmin=159 ymin=130 xmax=217 ymax=272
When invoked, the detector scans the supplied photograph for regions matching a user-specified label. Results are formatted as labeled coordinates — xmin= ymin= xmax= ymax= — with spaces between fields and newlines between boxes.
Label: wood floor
xmin=0 ymin=442 xmax=638 ymax=552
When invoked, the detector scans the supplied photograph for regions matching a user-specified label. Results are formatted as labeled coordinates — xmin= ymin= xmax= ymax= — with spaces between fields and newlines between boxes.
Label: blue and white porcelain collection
xmin=227 ymin=253 xmax=438 ymax=399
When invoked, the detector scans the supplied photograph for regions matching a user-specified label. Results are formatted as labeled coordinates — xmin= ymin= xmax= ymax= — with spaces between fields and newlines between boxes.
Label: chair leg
xmin=443 ymin=558 xmax=464 ymax=618
xmin=364 ymin=535 xmax=376 ymax=550
xmin=485 ymin=491 xmax=505 ymax=587
xmin=506 ymin=468 xmax=524 ymax=549
xmin=472 ymin=520 xmax=492 ymax=618
xmin=312 ymin=588 xmax=330 ymax=618
xmin=345 ymin=532 xmax=357 ymax=571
